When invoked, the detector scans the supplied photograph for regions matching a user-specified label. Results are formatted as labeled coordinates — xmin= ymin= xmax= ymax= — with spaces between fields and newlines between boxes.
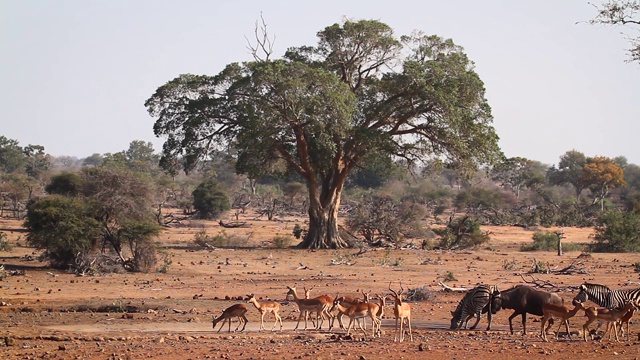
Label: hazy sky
xmin=1 ymin=1 xmax=639 ymax=166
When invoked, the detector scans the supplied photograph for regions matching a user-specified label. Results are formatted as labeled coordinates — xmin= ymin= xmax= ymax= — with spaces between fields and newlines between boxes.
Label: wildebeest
xmin=491 ymin=285 xmax=564 ymax=335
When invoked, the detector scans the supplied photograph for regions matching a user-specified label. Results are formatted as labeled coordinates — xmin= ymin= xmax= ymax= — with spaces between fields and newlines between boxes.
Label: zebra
xmin=573 ymin=283 xmax=640 ymax=338
xmin=450 ymin=284 xmax=498 ymax=330
xmin=573 ymin=283 xmax=640 ymax=309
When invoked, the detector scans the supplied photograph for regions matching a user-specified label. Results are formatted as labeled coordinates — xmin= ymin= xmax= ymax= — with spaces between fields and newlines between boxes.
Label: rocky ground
xmin=2 ymin=213 xmax=640 ymax=359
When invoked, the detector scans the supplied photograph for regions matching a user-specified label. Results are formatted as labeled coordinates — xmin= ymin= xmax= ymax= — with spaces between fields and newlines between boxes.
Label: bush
xmin=521 ymin=231 xmax=559 ymax=251
xmin=272 ymin=235 xmax=295 ymax=248
xmin=193 ymin=229 xmax=249 ymax=248
xmin=590 ymin=210 xmax=640 ymax=252
xmin=292 ymin=224 xmax=306 ymax=239
xmin=45 ymin=172 xmax=83 ymax=196
xmin=0 ymin=232 xmax=11 ymax=251
xmin=521 ymin=231 xmax=584 ymax=252
xmin=24 ymin=196 xmax=101 ymax=268
xmin=131 ymin=239 xmax=158 ymax=273
xmin=433 ymin=216 xmax=490 ymax=249
xmin=192 ymin=179 xmax=230 ymax=219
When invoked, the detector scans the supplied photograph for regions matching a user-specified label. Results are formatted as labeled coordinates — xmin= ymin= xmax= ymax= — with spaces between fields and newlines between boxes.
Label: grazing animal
xmin=491 ymin=285 xmax=564 ymax=335
xmin=450 ymin=284 xmax=496 ymax=330
xmin=573 ymin=283 xmax=640 ymax=309
xmin=582 ymin=301 xmax=637 ymax=342
xmin=540 ymin=301 xmax=584 ymax=341
xmin=212 ymin=304 xmax=248 ymax=333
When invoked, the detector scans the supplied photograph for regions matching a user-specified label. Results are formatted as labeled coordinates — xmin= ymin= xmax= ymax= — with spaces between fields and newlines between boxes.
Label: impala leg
xmin=240 ymin=315 xmax=248 ymax=332
xmin=259 ymin=313 xmax=265 ymax=331
xmin=540 ymin=316 xmax=548 ymax=342
xmin=583 ymin=317 xmax=596 ymax=341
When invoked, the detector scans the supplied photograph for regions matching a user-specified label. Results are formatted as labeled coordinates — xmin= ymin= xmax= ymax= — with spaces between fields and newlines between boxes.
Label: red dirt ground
xmin=2 ymin=212 xmax=640 ymax=359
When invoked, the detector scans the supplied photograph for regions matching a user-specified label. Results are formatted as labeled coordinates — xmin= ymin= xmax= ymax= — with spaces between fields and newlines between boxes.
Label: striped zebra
xmin=450 ymin=284 xmax=497 ymax=330
xmin=573 ymin=283 xmax=640 ymax=309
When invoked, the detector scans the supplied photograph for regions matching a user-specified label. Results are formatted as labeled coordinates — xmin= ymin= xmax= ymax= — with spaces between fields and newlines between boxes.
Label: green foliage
xmin=24 ymin=196 xmax=101 ymax=267
xmin=547 ymin=150 xmax=588 ymax=199
xmin=192 ymin=179 xmax=230 ymax=219
xmin=590 ymin=209 xmax=640 ymax=252
xmin=271 ymin=235 xmax=295 ymax=249
xmin=0 ymin=232 xmax=11 ymax=251
xmin=292 ymin=224 xmax=306 ymax=239
xmin=146 ymin=19 xmax=503 ymax=249
xmin=520 ymin=231 xmax=583 ymax=252
xmin=433 ymin=216 xmax=490 ymax=249
xmin=45 ymin=172 xmax=84 ymax=196
xmin=443 ymin=271 xmax=457 ymax=282
xmin=454 ymin=187 xmax=507 ymax=211
xmin=118 ymin=220 xmax=162 ymax=272
xmin=0 ymin=136 xmax=27 ymax=174
xmin=192 ymin=229 xmax=248 ymax=248
xmin=157 ymin=249 xmax=172 ymax=273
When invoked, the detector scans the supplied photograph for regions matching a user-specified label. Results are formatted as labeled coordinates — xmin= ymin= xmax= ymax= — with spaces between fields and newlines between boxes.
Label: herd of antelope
xmin=212 ymin=281 xmax=640 ymax=343
xmin=212 ymin=282 xmax=412 ymax=342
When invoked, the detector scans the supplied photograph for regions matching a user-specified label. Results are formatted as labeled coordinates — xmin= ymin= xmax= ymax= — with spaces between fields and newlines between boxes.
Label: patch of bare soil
xmin=2 ymin=212 xmax=640 ymax=359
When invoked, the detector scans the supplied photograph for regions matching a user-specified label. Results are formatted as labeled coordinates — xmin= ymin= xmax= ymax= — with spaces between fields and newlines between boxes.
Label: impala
xmin=212 ymin=304 xmax=248 ymax=333
xmin=286 ymin=286 xmax=327 ymax=330
xmin=330 ymin=294 xmax=380 ymax=339
xmin=246 ymin=294 xmax=283 ymax=331
xmin=389 ymin=282 xmax=413 ymax=342
xmin=303 ymin=286 xmax=334 ymax=330
xmin=540 ymin=301 xmax=584 ymax=341
xmin=582 ymin=301 xmax=637 ymax=342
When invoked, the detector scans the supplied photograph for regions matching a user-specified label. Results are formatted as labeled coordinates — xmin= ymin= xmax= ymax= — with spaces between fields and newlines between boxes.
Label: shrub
xmin=590 ymin=210 xmax=640 ymax=252
xmin=45 ymin=172 xmax=83 ymax=196
xmin=272 ymin=235 xmax=295 ymax=248
xmin=521 ymin=231 xmax=584 ymax=252
xmin=192 ymin=179 xmax=230 ymax=219
xmin=521 ymin=231 xmax=559 ymax=251
xmin=0 ymin=232 xmax=11 ymax=251
xmin=433 ymin=216 xmax=490 ymax=249
xmin=24 ymin=196 xmax=101 ymax=268
xmin=193 ymin=229 xmax=249 ymax=248
xmin=292 ymin=224 xmax=306 ymax=239
xmin=443 ymin=271 xmax=457 ymax=282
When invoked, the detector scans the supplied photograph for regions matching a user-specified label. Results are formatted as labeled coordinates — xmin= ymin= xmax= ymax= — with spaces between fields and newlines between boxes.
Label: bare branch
xmin=245 ymin=12 xmax=275 ymax=61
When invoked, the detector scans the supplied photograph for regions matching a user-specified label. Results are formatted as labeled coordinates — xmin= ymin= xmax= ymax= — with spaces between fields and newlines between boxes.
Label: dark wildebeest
xmin=491 ymin=285 xmax=564 ymax=335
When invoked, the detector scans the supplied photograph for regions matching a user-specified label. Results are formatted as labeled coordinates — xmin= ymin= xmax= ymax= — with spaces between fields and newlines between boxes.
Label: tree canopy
xmin=146 ymin=19 xmax=502 ymax=248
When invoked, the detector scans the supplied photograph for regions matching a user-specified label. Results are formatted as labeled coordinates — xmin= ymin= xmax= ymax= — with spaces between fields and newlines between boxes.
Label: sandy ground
xmin=2 ymin=211 xmax=640 ymax=359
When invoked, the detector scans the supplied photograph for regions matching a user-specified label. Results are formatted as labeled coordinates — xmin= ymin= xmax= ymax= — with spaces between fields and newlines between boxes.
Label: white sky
xmin=1 ymin=0 xmax=639 ymax=165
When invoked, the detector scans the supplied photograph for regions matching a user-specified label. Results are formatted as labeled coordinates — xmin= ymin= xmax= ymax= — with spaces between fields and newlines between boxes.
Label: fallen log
xmin=438 ymin=282 xmax=469 ymax=292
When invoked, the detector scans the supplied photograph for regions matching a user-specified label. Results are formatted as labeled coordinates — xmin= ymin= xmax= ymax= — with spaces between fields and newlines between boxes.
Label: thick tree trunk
xmin=298 ymin=196 xmax=349 ymax=249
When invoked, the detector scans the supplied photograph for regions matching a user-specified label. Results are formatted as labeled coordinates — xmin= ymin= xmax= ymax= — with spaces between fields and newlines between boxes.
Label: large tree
xmin=547 ymin=150 xmax=588 ymax=199
xmin=581 ymin=156 xmax=626 ymax=211
xmin=146 ymin=20 xmax=502 ymax=249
